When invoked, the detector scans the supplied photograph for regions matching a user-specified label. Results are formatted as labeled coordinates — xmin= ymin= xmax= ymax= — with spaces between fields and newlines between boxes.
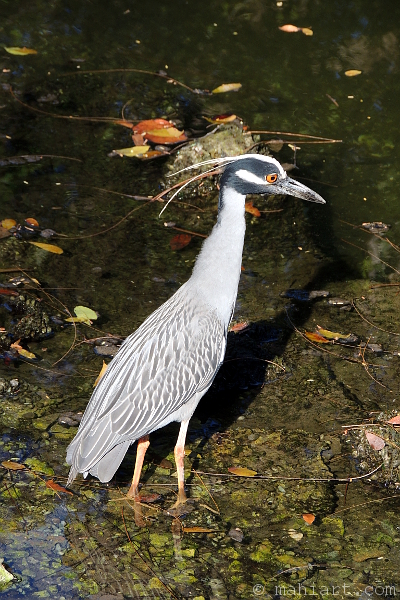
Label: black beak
xmin=273 ymin=177 xmax=326 ymax=204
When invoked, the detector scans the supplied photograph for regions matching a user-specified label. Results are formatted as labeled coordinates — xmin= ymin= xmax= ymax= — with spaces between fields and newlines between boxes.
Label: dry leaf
xmin=302 ymin=513 xmax=316 ymax=524
xmin=316 ymin=327 xmax=351 ymax=340
xmin=29 ymin=242 xmax=63 ymax=254
xmin=228 ymin=466 xmax=258 ymax=477
xmin=25 ymin=217 xmax=39 ymax=227
xmin=184 ymin=526 xmax=216 ymax=533
xmin=0 ymin=226 xmax=11 ymax=239
xmin=17 ymin=348 xmax=37 ymax=360
xmin=132 ymin=134 xmax=146 ymax=146
xmin=229 ymin=321 xmax=249 ymax=333
xmin=212 ymin=83 xmax=242 ymax=94
xmin=145 ymin=128 xmax=187 ymax=144
xmin=113 ymin=145 xmax=150 ymax=157
xmin=170 ymin=233 xmax=191 ymax=251
xmin=1 ymin=460 xmax=25 ymax=470
xmin=134 ymin=118 xmax=171 ymax=134
xmin=365 ymin=431 xmax=385 ymax=451
xmin=46 ymin=479 xmax=73 ymax=494
xmin=4 ymin=46 xmax=37 ymax=55
xmin=386 ymin=415 xmax=400 ymax=425
xmin=1 ymin=219 xmax=16 ymax=230
xmin=204 ymin=114 xmax=237 ymax=124
xmin=137 ymin=492 xmax=161 ymax=503
xmin=94 ymin=360 xmax=108 ymax=387
xmin=245 ymin=201 xmax=261 ymax=217
xmin=304 ymin=331 xmax=330 ymax=343
xmin=137 ymin=150 xmax=169 ymax=160
xmin=345 ymin=69 xmax=362 ymax=77
xmin=301 ymin=27 xmax=314 ymax=36
xmin=279 ymin=24 xmax=301 ymax=33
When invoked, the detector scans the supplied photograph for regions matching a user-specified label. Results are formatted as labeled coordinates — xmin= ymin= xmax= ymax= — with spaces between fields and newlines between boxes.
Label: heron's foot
xmin=167 ymin=492 xmax=196 ymax=517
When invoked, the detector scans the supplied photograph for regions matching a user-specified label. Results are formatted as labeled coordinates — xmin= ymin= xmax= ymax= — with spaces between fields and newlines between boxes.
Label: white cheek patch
xmin=235 ymin=169 xmax=267 ymax=185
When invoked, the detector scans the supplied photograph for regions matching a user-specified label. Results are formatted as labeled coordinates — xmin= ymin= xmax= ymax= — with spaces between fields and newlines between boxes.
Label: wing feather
xmin=67 ymin=285 xmax=226 ymax=476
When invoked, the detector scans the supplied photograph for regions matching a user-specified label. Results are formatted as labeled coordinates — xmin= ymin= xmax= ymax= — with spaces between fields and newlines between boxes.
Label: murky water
xmin=1 ymin=1 xmax=400 ymax=598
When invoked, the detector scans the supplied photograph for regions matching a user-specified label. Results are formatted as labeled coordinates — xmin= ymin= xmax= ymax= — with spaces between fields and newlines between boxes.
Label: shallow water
xmin=1 ymin=1 xmax=400 ymax=598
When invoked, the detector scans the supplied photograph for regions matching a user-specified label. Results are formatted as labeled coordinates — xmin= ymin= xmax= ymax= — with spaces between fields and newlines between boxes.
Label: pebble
xmin=228 ymin=527 xmax=244 ymax=542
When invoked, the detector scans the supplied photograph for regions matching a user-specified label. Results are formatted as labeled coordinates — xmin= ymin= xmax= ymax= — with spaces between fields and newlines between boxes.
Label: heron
xmin=66 ymin=154 xmax=325 ymax=507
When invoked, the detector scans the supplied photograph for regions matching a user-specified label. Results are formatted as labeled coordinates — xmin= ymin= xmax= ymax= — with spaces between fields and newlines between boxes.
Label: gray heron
xmin=66 ymin=154 xmax=325 ymax=507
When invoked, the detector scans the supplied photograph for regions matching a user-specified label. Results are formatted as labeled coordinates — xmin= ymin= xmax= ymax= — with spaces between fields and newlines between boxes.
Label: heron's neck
xmin=190 ymin=187 xmax=246 ymax=325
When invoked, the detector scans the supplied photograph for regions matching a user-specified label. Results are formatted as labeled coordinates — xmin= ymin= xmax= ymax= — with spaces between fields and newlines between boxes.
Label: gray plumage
xmin=66 ymin=154 xmax=325 ymax=488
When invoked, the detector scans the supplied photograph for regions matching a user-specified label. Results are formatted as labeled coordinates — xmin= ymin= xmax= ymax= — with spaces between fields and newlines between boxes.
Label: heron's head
xmin=221 ymin=154 xmax=325 ymax=204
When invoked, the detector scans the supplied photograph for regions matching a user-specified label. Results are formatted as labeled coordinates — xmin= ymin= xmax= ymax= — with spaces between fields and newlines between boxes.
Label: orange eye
xmin=266 ymin=173 xmax=278 ymax=183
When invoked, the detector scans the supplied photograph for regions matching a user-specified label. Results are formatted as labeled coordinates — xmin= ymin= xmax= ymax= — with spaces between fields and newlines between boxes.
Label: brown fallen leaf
xmin=0 ymin=226 xmax=11 ymax=239
xmin=144 ymin=128 xmax=187 ymax=144
xmin=4 ymin=46 xmax=37 ymax=55
xmin=170 ymin=233 xmax=191 ymax=251
xmin=386 ymin=415 xmax=400 ymax=425
xmin=29 ymin=242 xmax=63 ymax=254
xmin=1 ymin=460 xmax=25 ymax=470
xmin=46 ymin=479 xmax=73 ymax=495
xmin=228 ymin=466 xmax=258 ymax=477
xmin=345 ymin=69 xmax=362 ymax=77
xmin=94 ymin=360 xmax=108 ymax=387
xmin=302 ymin=513 xmax=315 ymax=524
xmin=134 ymin=118 xmax=171 ymax=134
xmin=212 ymin=83 xmax=242 ymax=94
xmin=245 ymin=201 xmax=261 ymax=217
xmin=132 ymin=133 xmax=146 ymax=146
xmin=304 ymin=331 xmax=330 ymax=343
xmin=279 ymin=24 xmax=301 ymax=33
xmin=365 ymin=431 xmax=385 ymax=451
xmin=137 ymin=493 xmax=161 ymax=503
xmin=25 ymin=217 xmax=39 ymax=227
xmin=204 ymin=113 xmax=237 ymax=124
xmin=229 ymin=321 xmax=249 ymax=333
xmin=184 ymin=526 xmax=216 ymax=533
xmin=137 ymin=150 xmax=169 ymax=160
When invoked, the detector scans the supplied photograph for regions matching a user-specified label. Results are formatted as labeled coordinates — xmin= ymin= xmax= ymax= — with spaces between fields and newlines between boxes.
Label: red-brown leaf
xmin=137 ymin=493 xmax=161 ymax=503
xmin=386 ymin=415 xmax=400 ymax=425
xmin=46 ymin=479 xmax=73 ymax=494
xmin=245 ymin=202 xmax=261 ymax=217
xmin=170 ymin=234 xmax=191 ymax=251
xmin=229 ymin=321 xmax=249 ymax=333
xmin=132 ymin=133 xmax=146 ymax=146
xmin=365 ymin=431 xmax=385 ymax=451
xmin=184 ymin=526 xmax=216 ymax=533
xmin=133 ymin=118 xmax=171 ymax=134
xmin=304 ymin=331 xmax=330 ymax=343
xmin=302 ymin=513 xmax=315 ymax=524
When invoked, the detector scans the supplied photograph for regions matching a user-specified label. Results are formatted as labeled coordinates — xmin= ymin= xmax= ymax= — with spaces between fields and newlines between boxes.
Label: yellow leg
xmin=172 ymin=420 xmax=189 ymax=507
xmin=127 ymin=435 xmax=150 ymax=499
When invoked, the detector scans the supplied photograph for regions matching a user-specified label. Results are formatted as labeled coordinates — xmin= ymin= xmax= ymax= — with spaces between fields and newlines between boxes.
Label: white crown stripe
xmin=235 ymin=169 xmax=268 ymax=185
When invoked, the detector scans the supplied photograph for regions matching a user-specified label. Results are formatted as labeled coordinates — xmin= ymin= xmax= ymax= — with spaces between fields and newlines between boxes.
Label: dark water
xmin=1 ymin=1 xmax=400 ymax=598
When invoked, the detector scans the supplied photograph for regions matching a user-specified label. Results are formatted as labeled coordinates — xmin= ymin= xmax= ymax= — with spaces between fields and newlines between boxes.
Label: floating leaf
xmin=204 ymin=114 xmax=237 ymax=124
xmin=145 ymin=128 xmax=187 ymax=144
xmin=365 ymin=431 xmax=385 ymax=451
xmin=74 ymin=305 xmax=98 ymax=325
xmin=4 ymin=46 xmax=37 ymax=55
xmin=345 ymin=69 xmax=362 ymax=77
xmin=387 ymin=415 xmax=400 ymax=425
xmin=132 ymin=133 xmax=146 ymax=146
xmin=316 ymin=327 xmax=352 ymax=340
xmin=94 ymin=360 xmax=108 ymax=387
xmin=228 ymin=466 xmax=258 ymax=477
xmin=229 ymin=321 xmax=249 ymax=333
xmin=304 ymin=331 xmax=330 ymax=343
xmin=1 ymin=219 xmax=16 ymax=230
xmin=17 ymin=348 xmax=37 ymax=360
xmin=0 ymin=226 xmax=11 ymax=239
xmin=212 ymin=83 xmax=242 ymax=94
xmin=1 ymin=460 xmax=25 ymax=470
xmin=134 ymin=118 xmax=172 ymax=134
xmin=245 ymin=201 xmax=261 ymax=217
xmin=113 ymin=145 xmax=150 ymax=157
xmin=46 ymin=479 xmax=73 ymax=495
xmin=279 ymin=24 xmax=301 ymax=33
xmin=137 ymin=150 xmax=169 ymax=160
xmin=65 ymin=316 xmax=87 ymax=324
xmin=29 ymin=242 xmax=63 ymax=254
xmin=184 ymin=526 xmax=216 ymax=533
xmin=301 ymin=27 xmax=314 ymax=36
xmin=25 ymin=217 xmax=39 ymax=227
xmin=170 ymin=233 xmax=191 ymax=251
xmin=302 ymin=513 xmax=316 ymax=524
